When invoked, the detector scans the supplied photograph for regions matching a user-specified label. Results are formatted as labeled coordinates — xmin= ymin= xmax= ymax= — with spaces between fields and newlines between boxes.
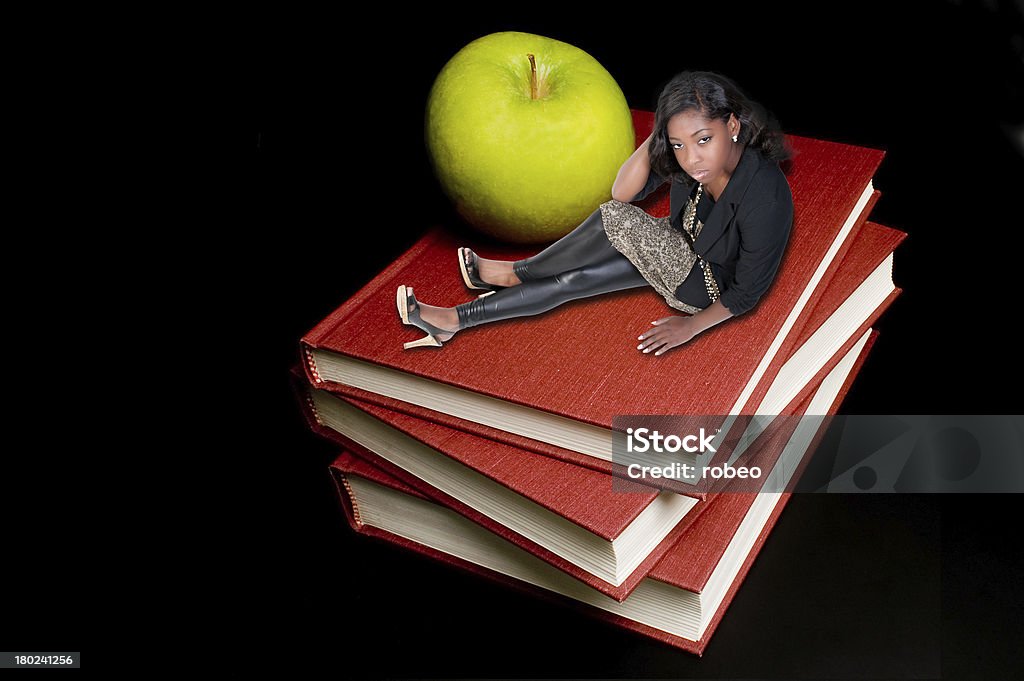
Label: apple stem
xmin=527 ymin=53 xmax=538 ymax=100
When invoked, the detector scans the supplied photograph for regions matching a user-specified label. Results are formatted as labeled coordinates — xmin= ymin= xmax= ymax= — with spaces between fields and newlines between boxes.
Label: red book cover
xmin=301 ymin=109 xmax=885 ymax=465
xmin=328 ymin=329 xmax=877 ymax=656
xmin=302 ymin=220 xmax=904 ymax=478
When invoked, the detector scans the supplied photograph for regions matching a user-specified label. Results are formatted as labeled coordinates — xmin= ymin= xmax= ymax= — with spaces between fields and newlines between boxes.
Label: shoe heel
xmin=403 ymin=334 xmax=442 ymax=349
xmin=397 ymin=285 xmax=452 ymax=350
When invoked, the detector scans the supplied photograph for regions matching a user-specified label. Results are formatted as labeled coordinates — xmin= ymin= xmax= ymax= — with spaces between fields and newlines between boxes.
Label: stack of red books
xmin=292 ymin=109 xmax=904 ymax=655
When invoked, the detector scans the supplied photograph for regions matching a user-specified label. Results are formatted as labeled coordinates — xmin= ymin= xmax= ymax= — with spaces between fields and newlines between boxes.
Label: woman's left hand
xmin=636 ymin=316 xmax=700 ymax=355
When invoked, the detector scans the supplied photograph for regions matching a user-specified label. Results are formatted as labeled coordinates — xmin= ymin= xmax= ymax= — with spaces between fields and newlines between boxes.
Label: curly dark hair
xmin=649 ymin=70 xmax=792 ymax=190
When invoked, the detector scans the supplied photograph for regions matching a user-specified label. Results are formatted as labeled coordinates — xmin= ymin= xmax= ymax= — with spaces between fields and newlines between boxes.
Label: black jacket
xmin=630 ymin=145 xmax=794 ymax=316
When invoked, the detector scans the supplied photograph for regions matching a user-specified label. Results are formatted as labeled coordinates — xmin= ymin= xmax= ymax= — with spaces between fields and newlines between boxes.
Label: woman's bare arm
xmin=637 ymin=300 xmax=735 ymax=355
xmin=688 ymin=299 xmax=735 ymax=334
xmin=611 ymin=131 xmax=656 ymax=202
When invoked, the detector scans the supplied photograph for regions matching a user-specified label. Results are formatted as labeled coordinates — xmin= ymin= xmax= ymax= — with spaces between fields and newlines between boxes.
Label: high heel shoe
xmin=396 ymin=284 xmax=457 ymax=349
xmin=458 ymin=247 xmax=505 ymax=298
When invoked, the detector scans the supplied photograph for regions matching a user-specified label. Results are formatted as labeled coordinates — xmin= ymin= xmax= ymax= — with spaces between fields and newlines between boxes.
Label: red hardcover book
xmin=301 ymin=109 xmax=886 ymax=467
xmin=302 ymin=220 xmax=904 ymax=479
xmin=327 ymin=328 xmax=878 ymax=656
xmin=292 ymin=366 xmax=704 ymax=601
xmin=295 ymin=225 xmax=899 ymax=595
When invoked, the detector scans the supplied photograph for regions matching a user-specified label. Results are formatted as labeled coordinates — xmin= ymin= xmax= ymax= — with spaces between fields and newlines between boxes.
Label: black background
xmin=6 ymin=2 xmax=1010 ymax=677
xmin=238 ymin=3 xmax=1023 ymax=678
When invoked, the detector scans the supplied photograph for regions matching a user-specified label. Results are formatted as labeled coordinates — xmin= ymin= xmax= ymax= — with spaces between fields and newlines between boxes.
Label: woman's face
xmin=666 ymin=110 xmax=739 ymax=185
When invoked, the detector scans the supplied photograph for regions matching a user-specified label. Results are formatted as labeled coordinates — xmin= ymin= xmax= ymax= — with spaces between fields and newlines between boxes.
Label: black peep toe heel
xmin=396 ymin=284 xmax=457 ymax=349
xmin=457 ymin=247 xmax=505 ymax=298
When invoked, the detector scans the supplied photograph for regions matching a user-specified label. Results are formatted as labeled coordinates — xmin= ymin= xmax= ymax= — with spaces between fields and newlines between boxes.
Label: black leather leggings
xmin=455 ymin=207 xmax=650 ymax=329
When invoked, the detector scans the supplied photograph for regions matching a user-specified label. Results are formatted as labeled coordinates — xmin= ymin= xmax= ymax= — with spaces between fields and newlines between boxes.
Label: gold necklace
xmin=683 ymin=183 xmax=703 ymax=237
xmin=684 ymin=183 xmax=721 ymax=304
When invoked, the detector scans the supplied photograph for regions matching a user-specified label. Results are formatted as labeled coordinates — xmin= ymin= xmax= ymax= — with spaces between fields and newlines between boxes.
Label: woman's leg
xmin=410 ymin=203 xmax=643 ymax=339
xmin=512 ymin=206 xmax=623 ymax=281
xmin=455 ymin=249 xmax=650 ymax=329
xmin=472 ymin=206 xmax=623 ymax=287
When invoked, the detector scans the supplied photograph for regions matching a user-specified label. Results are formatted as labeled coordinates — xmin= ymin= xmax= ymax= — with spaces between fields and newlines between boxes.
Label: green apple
xmin=425 ymin=31 xmax=635 ymax=244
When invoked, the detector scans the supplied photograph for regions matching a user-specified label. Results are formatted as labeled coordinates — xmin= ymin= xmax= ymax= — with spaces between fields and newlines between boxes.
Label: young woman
xmin=397 ymin=70 xmax=794 ymax=356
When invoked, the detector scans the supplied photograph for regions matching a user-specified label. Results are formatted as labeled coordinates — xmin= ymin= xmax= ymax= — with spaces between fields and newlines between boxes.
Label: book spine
xmin=288 ymin=366 xmax=325 ymax=432
xmin=329 ymin=467 xmax=363 ymax=531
